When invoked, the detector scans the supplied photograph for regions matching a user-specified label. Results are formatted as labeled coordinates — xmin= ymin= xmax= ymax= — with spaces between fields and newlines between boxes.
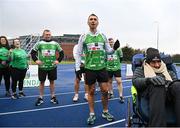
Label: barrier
xmin=126 ymin=64 xmax=133 ymax=79
xmin=24 ymin=65 xmax=49 ymax=87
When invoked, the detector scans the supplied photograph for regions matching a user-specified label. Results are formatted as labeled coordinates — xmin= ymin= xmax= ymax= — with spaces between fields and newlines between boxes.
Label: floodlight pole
xmin=154 ymin=21 xmax=159 ymax=50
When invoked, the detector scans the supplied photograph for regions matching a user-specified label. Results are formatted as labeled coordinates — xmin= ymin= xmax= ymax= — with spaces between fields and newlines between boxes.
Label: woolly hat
xmin=146 ymin=47 xmax=161 ymax=63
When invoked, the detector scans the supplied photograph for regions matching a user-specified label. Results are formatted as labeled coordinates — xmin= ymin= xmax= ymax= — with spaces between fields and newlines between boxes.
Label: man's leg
xmin=35 ymin=68 xmax=46 ymax=106
xmin=115 ymin=77 xmax=124 ymax=103
xmin=87 ymin=83 xmax=96 ymax=125
xmin=100 ymin=82 xmax=114 ymax=121
xmin=48 ymin=67 xmax=58 ymax=104
xmin=35 ymin=81 xmax=45 ymax=106
xmin=148 ymin=85 xmax=166 ymax=126
xmin=73 ymin=77 xmax=80 ymax=101
xmin=49 ymin=80 xmax=58 ymax=104
xmin=100 ymin=82 xmax=109 ymax=111
xmin=83 ymin=74 xmax=88 ymax=101
xmin=85 ymin=69 xmax=97 ymax=125
xmin=50 ymin=80 xmax=55 ymax=97
xmin=88 ymin=84 xmax=95 ymax=113
xmin=39 ymin=81 xmax=45 ymax=98
xmin=108 ymin=77 xmax=114 ymax=98
xmin=169 ymin=81 xmax=180 ymax=126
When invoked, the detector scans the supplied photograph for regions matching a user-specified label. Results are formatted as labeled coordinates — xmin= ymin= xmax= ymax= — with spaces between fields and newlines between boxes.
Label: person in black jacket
xmin=132 ymin=47 xmax=180 ymax=127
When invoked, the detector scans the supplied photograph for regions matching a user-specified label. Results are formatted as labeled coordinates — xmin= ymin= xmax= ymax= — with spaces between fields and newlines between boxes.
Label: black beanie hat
xmin=146 ymin=47 xmax=161 ymax=63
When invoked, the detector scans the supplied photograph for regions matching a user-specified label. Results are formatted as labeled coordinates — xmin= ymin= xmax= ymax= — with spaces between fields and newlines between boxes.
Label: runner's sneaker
xmin=35 ymin=97 xmax=44 ymax=106
xmin=119 ymin=96 xmax=125 ymax=103
xmin=51 ymin=96 xmax=59 ymax=104
xmin=73 ymin=94 xmax=79 ymax=102
xmin=19 ymin=92 xmax=26 ymax=97
xmin=102 ymin=111 xmax=114 ymax=122
xmin=87 ymin=114 xmax=96 ymax=125
xmin=108 ymin=93 xmax=114 ymax=99
xmin=84 ymin=93 xmax=88 ymax=101
xmin=5 ymin=91 xmax=11 ymax=97
xmin=11 ymin=93 xmax=19 ymax=99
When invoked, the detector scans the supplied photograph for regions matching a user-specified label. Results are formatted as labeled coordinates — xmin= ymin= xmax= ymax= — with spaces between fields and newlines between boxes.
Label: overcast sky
xmin=0 ymin=0 xmax=180 ymax=54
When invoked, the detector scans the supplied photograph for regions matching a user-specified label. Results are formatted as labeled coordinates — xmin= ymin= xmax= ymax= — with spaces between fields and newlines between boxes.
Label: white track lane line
xmin=0 ymin=79 xmax=132 ymax=100
xmin=93 ymin=118 xmax=126 ymax=128
xmin=0 ymin=95 xmax=132 ymax=116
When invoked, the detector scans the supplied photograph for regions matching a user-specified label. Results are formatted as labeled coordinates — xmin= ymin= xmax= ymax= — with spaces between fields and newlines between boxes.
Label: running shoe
xmin=51 ymin=96 xmax=59 ymax=104
xmin=87 ymin=114 xmax=96 ymax=125
xmin=73 ymin=94 xmax=79 ymax=102
xmin=119 ymin=96 xmax=125 ymax=103
xmin=84 ymin=93 xmax=88 ymax=101
xmin=35 ymin=97 xmax=44 ymax=106
xmin=102 ymin=111 xmax=114 ymax=122
xmin=11 ymin=93 xmax=19 ymax=99
xmin=108 ymin=93 xmax=114 ymax=99
xmin=19 ymin=92 xmax=26 ymax=97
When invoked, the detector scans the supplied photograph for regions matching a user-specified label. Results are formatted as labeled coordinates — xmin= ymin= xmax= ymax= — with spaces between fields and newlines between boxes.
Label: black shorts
xmin=75 ymin=63 xmax=85 ymax=74
xmin=38 ymin=67 xmax=57 ymax=82
xmin=80 ymin=63 xmax=85 ymax=73
xmin=85 ymin=68 xmax=109 ymax=85
xmin=108 ymin=70 xmax=121 ymax=78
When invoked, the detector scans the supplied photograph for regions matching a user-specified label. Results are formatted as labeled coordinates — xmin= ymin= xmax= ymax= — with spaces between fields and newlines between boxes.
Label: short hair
xmin=108 ymin=38 xmax=113 ymax=41
xmin=13 ymin=38 xmax=20 ymax=44
xmin=88 ymin=13 xmax=98 ymax=19
xmin=43 ymin=29 xmax=51 ymax=35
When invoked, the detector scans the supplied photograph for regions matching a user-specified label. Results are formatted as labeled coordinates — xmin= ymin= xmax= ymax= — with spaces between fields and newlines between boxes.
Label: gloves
xmin=75 ymin=70 xmax=82 ymax=80
xmin=113 ymin=40 xmax=120 ymax=50
xmin=150 ymin=76 xmax=166 ymax=86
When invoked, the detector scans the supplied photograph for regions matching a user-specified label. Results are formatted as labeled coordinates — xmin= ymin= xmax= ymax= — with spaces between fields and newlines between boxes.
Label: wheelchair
xmin=129 ymin=53 xmax=177 ymax=127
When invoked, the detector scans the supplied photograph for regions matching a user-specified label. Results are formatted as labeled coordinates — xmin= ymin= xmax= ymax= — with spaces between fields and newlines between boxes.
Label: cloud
xmin=0 ymin=0 xmax=179 ymax=54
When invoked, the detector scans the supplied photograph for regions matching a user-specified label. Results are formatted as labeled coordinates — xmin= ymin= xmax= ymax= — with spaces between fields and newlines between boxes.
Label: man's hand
xmin=75 ymin=70 xmax=82 ymax=80
xmin=150 ymin=76 xmax=166 ymax=86
xmin=53 ymin=60 xmax=59 ymax=65
xmin=1 ymin=61 xmax=7 ymax=65
xmin=35 ymin=60 xmax=43 ymax=65
xmin=113 ymin=40 xmax=120 ymax=50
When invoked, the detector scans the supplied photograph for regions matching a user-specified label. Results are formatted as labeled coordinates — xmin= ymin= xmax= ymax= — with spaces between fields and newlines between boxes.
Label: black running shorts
xmin=38 ymin=67 xmax=57 ymax=82
xmin=108 ymin=69 xmax=121 ymax=78
xmin=85 ymin=68 xmax=109 ymax=85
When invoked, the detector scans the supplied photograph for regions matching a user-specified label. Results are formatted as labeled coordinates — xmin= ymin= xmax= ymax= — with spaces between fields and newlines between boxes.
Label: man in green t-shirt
xmin=31 ymin=29 xmax=64 ymax=106
xmin=75 ymin=14 xmax=120 ymax=125
xmin=106 ymin=38 xmax=124 ymax=103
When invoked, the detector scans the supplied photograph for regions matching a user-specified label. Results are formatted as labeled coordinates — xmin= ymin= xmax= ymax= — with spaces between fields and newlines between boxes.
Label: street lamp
xmin=154 ymin=21 xmax=159 ymax=50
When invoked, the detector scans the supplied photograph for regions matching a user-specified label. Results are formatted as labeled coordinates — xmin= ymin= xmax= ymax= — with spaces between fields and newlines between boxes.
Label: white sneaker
xmin=73 ymin=94 xmax=79 ymax=102
xmin=84 ymin=93 xmax=88 ymax=101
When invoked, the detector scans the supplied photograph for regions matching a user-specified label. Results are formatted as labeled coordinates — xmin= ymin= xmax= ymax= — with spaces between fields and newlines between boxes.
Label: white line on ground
xmin=0 ymin=79 xmax=132 ymax=100
xmin=93 ymin=118 xmax=126 ymax=128
xmin=0 ymin=95 xmax=132 ymax=116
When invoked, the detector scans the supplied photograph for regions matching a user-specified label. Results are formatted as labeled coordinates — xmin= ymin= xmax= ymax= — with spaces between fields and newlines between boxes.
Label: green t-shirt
xmin=83 ymin=34 xmax=106 ymax=70
xmin=34 ymin=40 xmax=62 ymax=70
xmin=0 ymin=47 xmax=9 ymax=68
xmin=106 ymin=47 xmax=123 ymax=71
xmin=11 ymin=48 xmax=28 ymax=69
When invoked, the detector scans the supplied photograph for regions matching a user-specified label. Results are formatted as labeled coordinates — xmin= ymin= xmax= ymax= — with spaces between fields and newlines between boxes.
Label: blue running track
xmin=0 ymin=64 xmax=179 ymax=127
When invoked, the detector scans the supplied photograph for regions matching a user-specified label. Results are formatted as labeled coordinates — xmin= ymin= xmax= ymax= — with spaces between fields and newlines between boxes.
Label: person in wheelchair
xmin=132 ymin=47 xmax=180 ymax=127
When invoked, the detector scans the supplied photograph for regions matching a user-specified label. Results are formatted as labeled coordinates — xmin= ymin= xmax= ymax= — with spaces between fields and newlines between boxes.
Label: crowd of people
xmin=0 ymin=14 xmax=124 ymax=125
xmin=1 ymin=13 xmax=179 ymax=126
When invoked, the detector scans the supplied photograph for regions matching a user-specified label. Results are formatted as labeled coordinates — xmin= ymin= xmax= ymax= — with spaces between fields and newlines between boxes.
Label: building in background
xmin=9 ymin=34 xmax=80 ymax=61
